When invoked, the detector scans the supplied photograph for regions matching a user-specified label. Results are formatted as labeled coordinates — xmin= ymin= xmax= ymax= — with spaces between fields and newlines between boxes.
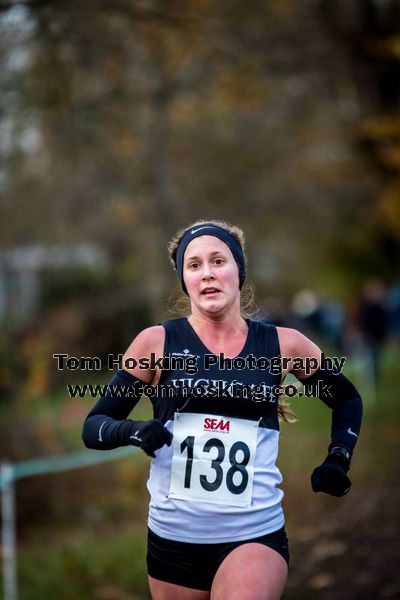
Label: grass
xmin=19 ymin=524 xmax=149 ymax=600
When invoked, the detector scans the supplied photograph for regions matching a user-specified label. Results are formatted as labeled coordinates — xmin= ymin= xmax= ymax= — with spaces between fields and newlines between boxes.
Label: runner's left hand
xmin=311 ymin=454 xmax=351 ymax=497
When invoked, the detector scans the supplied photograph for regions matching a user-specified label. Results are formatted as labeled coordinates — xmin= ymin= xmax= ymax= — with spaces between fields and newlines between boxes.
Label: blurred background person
xmin=357 ymin=279 xmax=389 ymax=382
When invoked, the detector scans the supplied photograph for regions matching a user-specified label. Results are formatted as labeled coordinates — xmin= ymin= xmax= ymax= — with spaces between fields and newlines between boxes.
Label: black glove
xmin=311 ymin=453 xmax=351 ymax=497
xmin=129 ymin=419 xmax=173 ymax=458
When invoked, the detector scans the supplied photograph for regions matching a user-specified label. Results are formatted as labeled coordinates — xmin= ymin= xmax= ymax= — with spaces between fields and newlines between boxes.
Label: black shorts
xmin=147 ymin=526 xmax=289 ymax=591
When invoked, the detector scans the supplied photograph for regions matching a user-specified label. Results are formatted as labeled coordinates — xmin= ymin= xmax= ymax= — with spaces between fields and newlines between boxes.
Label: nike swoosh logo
xmin=191 ymin=226 xmax=212 ymax=234
xmin=130 ymin=430 xmax=142 ymax=443
xmin=347 ymin=427 xmax=358 ymax=438
xmin=98 ymin=420 xmax=107 ymax=442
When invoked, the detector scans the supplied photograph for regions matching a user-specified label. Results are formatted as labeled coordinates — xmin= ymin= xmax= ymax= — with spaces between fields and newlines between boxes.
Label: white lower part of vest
xmin=147 ymin=416 xmax=285 ymax=543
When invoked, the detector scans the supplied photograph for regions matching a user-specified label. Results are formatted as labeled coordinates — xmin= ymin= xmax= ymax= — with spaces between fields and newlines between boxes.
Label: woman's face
xmin=183 ymin=235 xmax=241 ymax=316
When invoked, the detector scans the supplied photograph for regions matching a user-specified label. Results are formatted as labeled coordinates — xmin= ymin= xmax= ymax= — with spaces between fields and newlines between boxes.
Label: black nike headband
xmin=175 ymin=224 xmax=246 ymax=295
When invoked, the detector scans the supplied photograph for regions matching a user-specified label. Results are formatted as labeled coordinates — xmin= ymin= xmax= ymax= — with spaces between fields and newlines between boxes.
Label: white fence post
xmin=1 ymin=462 xmax=18 ymax=600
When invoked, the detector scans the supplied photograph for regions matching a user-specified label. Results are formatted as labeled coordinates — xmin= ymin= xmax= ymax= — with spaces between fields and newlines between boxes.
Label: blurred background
xmin=0 ymin=0 xmax=399 ymax=598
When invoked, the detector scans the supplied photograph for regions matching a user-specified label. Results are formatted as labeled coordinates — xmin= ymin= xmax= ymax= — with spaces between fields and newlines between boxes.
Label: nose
xmin=201 ymin=261 xmax=215 ymax=280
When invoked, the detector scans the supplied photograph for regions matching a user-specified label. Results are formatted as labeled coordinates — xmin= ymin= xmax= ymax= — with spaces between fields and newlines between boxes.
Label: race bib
xmin=168 ymin=412 xmax=259 ymax=507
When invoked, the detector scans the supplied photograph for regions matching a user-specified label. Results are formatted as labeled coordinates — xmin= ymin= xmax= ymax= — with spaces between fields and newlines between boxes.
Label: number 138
xmin=180 ymin=436 xmax=250 ymax=495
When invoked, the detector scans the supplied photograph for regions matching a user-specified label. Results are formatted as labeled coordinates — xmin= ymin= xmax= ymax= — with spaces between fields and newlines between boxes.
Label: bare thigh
xmin=148 ymin=576 xmax=210 ymax=600
xmin=210 ymin=543 xmax=288 ymax=600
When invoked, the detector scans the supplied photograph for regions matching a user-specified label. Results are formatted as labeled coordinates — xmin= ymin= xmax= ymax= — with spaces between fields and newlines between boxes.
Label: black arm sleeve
xmin=81 ymin=369 xmax=145 ymax=450
xmin=298 ymin=368 xmax=363 ymax=456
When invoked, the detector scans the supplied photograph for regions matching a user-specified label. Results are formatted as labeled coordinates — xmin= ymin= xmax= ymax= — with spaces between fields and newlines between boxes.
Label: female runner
xmin=82 ymin=219 xmax=362 ymax=600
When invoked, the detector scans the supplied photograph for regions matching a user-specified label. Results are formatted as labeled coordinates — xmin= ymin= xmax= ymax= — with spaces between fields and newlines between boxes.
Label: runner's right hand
xmin=129 ymin=419 xmax=173 ymax=458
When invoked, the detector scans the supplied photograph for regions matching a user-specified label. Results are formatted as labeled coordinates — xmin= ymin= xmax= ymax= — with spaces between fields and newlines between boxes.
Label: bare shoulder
xmin=123 ymin=325 xmax=165 ymax=361
xmin=276 ymin=327 xmax=319 ymax=356
xmin=276 ymin=326 xmax=322 ymax=379
xmin=122 ymin=325 xmax=165 ymax=383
